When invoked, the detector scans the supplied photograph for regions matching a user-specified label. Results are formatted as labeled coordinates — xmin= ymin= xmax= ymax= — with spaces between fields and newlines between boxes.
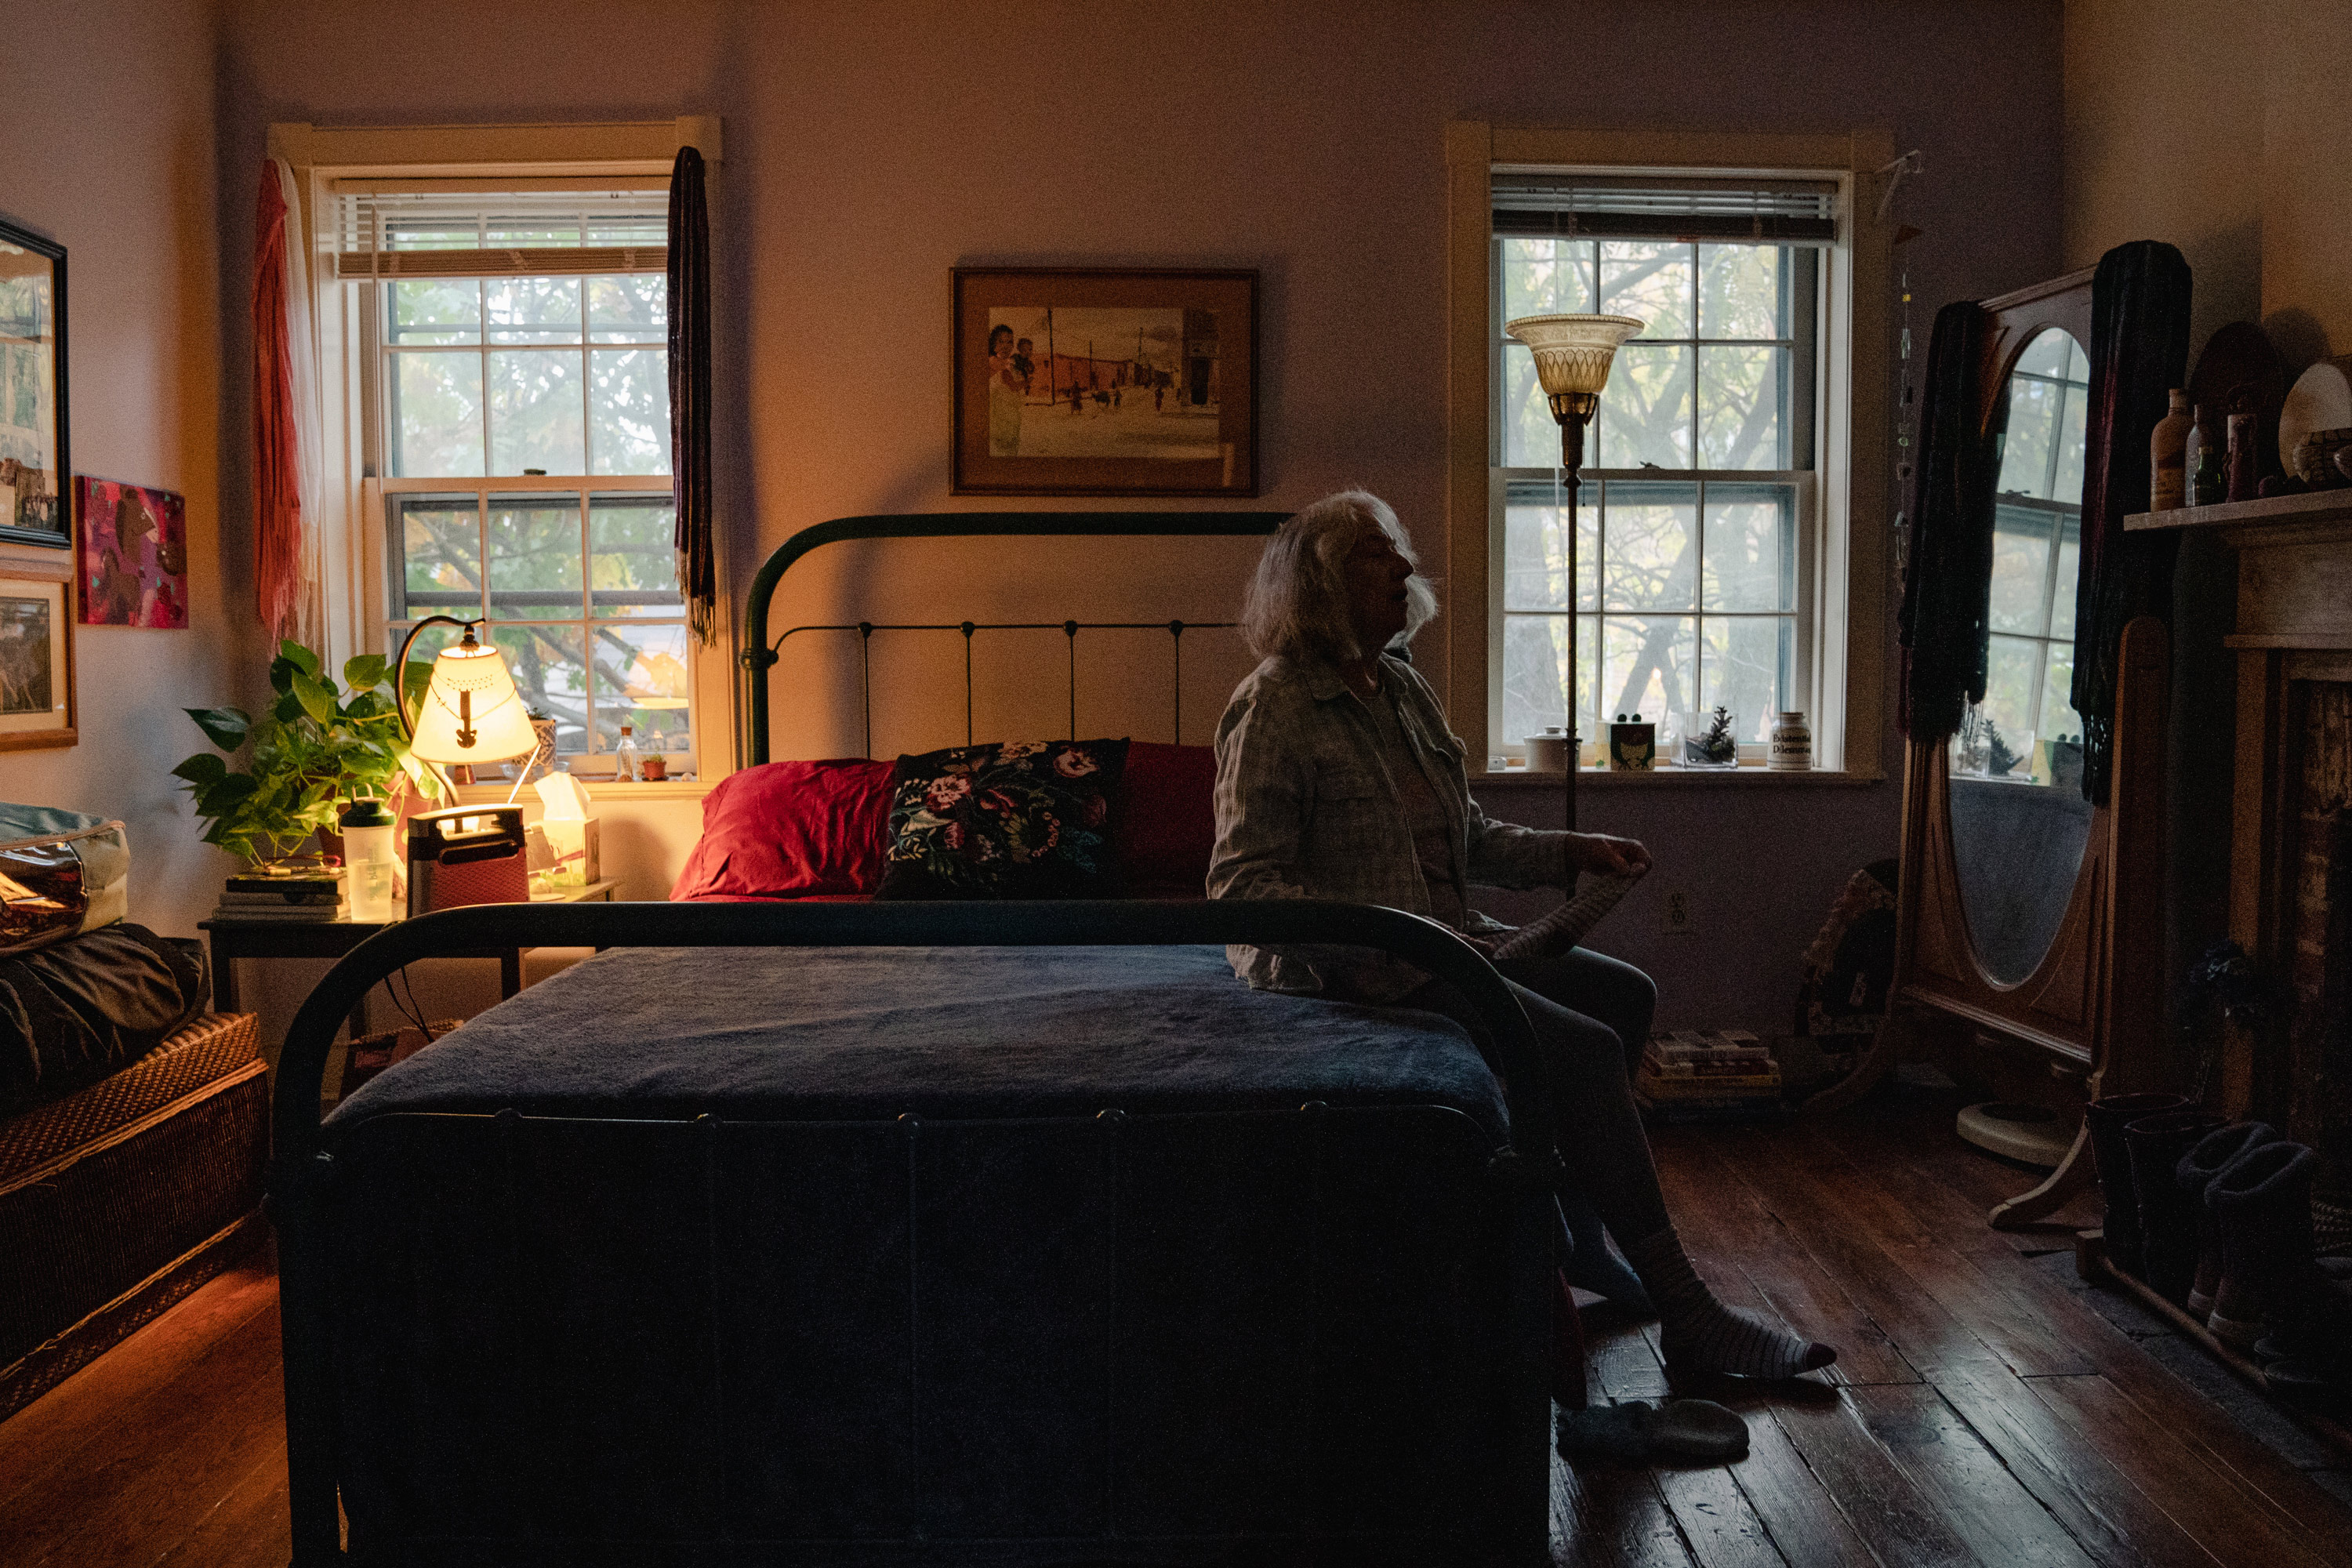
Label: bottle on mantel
xmin=615 ymin=722 xmax=642 ymax=782
xmin=2227 ymin=399 xmax=2262 ymax=502
xmin=2150 ymin=389 xmax=2191 ymax=510
xmin=2185 ymin=403 xmax=2227 ymax=507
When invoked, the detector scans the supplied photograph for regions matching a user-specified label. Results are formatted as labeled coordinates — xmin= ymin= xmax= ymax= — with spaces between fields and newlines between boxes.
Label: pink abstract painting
xmin=76 ymin=476 xmax=187 ymax=628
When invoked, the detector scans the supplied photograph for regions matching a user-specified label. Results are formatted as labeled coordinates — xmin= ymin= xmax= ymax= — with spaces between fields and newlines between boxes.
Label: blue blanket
xmin=328 ymin=943 xmax=1509 ymax=1139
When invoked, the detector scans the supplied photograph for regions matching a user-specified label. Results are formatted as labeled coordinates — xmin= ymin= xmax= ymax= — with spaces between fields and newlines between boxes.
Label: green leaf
xmin=196 ymin=773 xmax=259 ymax=815
xmin=185 ymin=706 xmax=251 ymax=751
xmin=292 ymin=670 xmax=337 ymax=726
xmin=343 ymin=653 xmax=388 ymax=692
xmin=273 ymin=691 xmax=306 ymax=725
xmin=171 ymin=753 xmax=228 ymax=786
xmin=279 ymin=640 xmax=321 ymax=678
xmin=339 ymin=690 xmax=387 ymax=722
xmin=401 ymin=659 xmax=434 ymax=713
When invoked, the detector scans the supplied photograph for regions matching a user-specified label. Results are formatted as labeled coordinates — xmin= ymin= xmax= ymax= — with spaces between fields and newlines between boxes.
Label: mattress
xmin=328 ymin=942 xmax=1508 ymax=1135
xmin=0 ymin=803 xmax=129 ymax=956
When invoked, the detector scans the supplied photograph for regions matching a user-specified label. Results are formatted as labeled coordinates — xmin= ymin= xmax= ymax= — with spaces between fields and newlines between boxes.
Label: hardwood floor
xmin=5 ymin=1082 xmax=2350 ymax=1567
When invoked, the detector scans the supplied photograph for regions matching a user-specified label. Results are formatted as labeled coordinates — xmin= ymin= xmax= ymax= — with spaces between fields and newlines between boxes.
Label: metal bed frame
xmin=272 ymin=514 xmax=1558 ymax=1566
xmin=735 ymin=510 xmax=1289 ymax=765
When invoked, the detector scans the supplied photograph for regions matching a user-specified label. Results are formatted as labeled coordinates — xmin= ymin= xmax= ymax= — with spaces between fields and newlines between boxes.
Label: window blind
xmin=327 ymin=178 xmax=669 ymax=280
xmin=1492 ymin=172 xmax=1838 ymax=244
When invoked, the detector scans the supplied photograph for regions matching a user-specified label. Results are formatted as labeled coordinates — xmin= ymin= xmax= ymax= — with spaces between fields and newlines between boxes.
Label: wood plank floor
xmin=6 ymin=1080 xmax=2351 ymax=1567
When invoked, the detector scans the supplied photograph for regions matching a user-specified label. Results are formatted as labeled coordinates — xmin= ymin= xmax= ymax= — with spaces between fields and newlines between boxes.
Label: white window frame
xmin=1487 ymin=217 xmax=1829 ymax=768
xmin=1443 ymin=125 xmax=1895 ymax=782
xmin=267 ymin=118 xmax=730 ymax=789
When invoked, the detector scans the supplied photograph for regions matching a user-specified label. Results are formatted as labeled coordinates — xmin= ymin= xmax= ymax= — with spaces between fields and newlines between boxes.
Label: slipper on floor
xmin=1555 ymin=1398 xmax=1749 ymax=1462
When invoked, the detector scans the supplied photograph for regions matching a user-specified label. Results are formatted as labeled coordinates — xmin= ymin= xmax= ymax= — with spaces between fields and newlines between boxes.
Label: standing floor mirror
xmin=1824 ymin=265 xmax=2172 ymax=1229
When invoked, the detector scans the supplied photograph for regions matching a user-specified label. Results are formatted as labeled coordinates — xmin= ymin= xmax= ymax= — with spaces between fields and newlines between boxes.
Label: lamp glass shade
xmin=408 ymin=640 xmax=538 ymax=763
xmin=1502 ymin=313 xmax=1646 ymax=398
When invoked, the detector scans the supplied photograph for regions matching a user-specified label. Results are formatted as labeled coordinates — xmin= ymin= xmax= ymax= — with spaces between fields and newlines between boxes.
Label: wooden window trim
xmin=1443 ymin=122 xmax=1894 ymax=780
xmin=266 ymin=118 xmax=734 ymax=781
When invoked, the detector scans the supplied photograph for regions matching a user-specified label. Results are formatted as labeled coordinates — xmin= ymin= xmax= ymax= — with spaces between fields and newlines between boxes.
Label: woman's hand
xmin=1572 ymin=832 xmax=1652 ymax=879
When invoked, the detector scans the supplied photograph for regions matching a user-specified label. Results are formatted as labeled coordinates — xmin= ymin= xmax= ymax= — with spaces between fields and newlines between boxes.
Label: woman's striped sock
xmin=1625 ymin=1226 xmax=1836 ymax=1381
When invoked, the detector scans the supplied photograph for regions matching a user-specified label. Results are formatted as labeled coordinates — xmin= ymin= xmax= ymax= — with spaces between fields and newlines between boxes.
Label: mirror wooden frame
xmin=1813 ymin=267 xmax=2172 ymax=1229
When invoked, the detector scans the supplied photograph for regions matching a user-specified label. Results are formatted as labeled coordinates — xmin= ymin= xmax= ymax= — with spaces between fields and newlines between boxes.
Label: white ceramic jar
xmin=1768 ymin=711 xmax=1813 ymax=771
xmin=1523 ymin=727 xmax=1570 ymax=773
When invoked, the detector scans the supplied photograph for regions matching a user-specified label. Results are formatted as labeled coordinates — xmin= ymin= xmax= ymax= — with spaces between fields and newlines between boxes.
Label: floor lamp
xmin=1501 ymin=311 xmax=1644 ymax=831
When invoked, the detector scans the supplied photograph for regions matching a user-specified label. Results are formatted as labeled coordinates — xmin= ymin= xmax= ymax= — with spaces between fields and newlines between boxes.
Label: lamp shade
xmin=1502 ymin=313 xmax=1646 ymax=399
xmin=408 ymin=637 xmax=538 ymax=763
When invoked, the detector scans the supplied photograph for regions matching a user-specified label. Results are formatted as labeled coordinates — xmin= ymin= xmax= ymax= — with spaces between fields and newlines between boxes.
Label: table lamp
xmin=394 ymin=617 xmax=539 ymax=774
xmin=1501 ymin=311 xmax=1645 ymax=826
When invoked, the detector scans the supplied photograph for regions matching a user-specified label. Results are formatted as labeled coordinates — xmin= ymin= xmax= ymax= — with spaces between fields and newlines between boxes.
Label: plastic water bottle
xmin=615 ymin=723 xmax=641 ymax=782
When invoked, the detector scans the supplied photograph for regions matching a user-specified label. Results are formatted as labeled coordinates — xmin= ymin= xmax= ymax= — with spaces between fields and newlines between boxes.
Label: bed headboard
xmin=738 ymin=511 xmax=1288 ymax=767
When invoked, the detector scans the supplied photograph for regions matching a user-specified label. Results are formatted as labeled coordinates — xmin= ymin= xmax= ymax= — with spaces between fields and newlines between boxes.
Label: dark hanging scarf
xmin=1896 ymin=300 xmax=1993 ymax=743
xmin=2071 ymin=240 xmax=2191 ymax=803
xmin=668 ymin=147 xmax=716 ymax=644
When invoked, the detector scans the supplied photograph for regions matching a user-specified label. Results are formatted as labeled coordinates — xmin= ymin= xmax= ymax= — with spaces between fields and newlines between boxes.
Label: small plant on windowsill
xmin=1683 ymin=705 xmax=1740 ymax=769
xmin=172 ymin=641 xmax=445 ymax=873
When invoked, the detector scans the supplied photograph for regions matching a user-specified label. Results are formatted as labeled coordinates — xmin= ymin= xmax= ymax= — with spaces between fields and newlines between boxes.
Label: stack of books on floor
xmin=1636 ymin=1029 xmax=1784 ymax=1120
xmin=209 ymin=871 xmax=347 ymax=921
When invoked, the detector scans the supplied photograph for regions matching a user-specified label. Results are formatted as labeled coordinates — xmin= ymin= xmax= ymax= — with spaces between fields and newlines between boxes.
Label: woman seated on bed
xmin=1207 ymin=490 xmax=1835 ymax=1382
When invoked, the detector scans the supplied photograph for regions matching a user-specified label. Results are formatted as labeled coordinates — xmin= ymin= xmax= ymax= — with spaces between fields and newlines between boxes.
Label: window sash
xmin=378 ymin=477 xmax=688 ymax=764
xmin=1493 ymin=468 xmax=1815 ymax=764
xmin=1490 ymin=237 xmax=1819 ymax=473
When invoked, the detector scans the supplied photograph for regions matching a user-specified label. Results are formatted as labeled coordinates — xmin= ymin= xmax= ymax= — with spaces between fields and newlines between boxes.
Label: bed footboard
xmin=273 ymin=899 xmax=1555 ymax=1566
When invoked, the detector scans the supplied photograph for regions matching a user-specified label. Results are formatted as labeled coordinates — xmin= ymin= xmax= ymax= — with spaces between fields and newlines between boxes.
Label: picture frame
xmin=0 ymin=216 xmax=67 ymax=550
xmin=952 ymin=267 xmax=1258 ymax=497
xmin=76 ymin=475 xmax=189 ymax=627
xmin=0 ymin=554 xmax=76 ymax=750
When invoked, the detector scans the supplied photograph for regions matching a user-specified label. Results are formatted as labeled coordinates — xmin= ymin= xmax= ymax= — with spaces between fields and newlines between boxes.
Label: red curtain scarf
xmin=252 ymin=167 xmax=303 ymax=639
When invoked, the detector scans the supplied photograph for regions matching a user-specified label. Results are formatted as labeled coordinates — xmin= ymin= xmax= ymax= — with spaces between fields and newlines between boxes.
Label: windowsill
xmin=1475 ymin=765 xmax=1880 ymax=789
xmin=451 ymin=778 xmax=715 ymax=804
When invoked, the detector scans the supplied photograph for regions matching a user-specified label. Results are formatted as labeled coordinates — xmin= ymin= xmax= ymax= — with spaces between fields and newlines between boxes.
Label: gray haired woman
xmin=1208 ymin=490 xmax=1834 ymax=1383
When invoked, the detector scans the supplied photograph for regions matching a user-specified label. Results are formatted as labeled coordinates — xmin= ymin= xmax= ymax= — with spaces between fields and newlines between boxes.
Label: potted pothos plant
xmin=173 ymin=641 xmax=444 ymax=873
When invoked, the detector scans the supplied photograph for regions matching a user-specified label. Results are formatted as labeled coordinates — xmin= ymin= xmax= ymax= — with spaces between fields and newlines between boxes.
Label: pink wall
xmin=0 ymin=0 xmax=234 ymax=938
xmin=212 ymin=0 xmax=2066 ymax=1028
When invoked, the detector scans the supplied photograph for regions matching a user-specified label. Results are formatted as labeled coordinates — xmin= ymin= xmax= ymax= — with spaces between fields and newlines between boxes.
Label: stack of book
xmin=209 ymin=871 xmax=349 ymax=922
xmin=1636 ymin=1029 xmax=1784 ymax=1118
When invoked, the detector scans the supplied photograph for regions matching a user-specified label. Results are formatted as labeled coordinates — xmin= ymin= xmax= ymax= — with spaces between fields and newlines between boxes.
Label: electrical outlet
xmin=1659 ymin=888 xmax=1695 ymax=935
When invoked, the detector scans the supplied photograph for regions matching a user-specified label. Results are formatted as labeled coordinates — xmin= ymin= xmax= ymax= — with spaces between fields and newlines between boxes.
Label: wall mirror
xmin=1947 ymin=325 xmax=2095 ymax=982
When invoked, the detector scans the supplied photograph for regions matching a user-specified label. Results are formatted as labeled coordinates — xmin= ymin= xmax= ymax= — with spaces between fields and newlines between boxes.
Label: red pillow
xmin=670 ymin=759 xmax=895 ymax=901
xmin=1119 ymin=742 xmax=1217 ymax=898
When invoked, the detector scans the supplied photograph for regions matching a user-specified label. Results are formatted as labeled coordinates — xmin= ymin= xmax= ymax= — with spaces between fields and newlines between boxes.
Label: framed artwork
xmin=77 ymin=476 xmax=188 ymax=627
xmin=0 ymin=555 xmax=75 ymax=750
xmin=0 ymin=217 xmax=67 ymax=550
xmin=952 ymin=267 xmax=1258 ymax=496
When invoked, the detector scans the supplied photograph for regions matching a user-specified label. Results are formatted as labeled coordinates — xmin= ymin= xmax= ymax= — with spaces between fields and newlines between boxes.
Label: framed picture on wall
xmin=952 ymin=267 xmax=1258 ymax=497
xmin=76 ymin=476 xmax=189 ymax=627
xmin=0 ymin=554 xmax=76 ymax=750
xmin=0 ymin=217 xmax=67 ymax=550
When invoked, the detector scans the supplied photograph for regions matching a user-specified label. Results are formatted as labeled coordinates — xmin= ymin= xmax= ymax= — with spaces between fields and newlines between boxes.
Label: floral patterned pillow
xmin=874 ymin=739 xmax=1130 ymax=900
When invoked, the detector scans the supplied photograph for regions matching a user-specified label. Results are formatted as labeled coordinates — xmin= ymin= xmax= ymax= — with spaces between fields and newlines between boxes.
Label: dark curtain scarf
xmin=2072 ymin=241 xmax=2192 ymax=803
xmin=667 ymin=147 xmax=716 ymax=644
xmin=1896 ymin=300 xmax=1994 ymax=743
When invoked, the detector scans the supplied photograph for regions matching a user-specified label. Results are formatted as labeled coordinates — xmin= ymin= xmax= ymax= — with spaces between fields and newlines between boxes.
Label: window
xmin=343 ymin=182 xmax=693 ymax=773
xmin=1491 ymin=174 xmax=1837 ymax=766
xmin=1958 ymin=328 xmax=2088 ymax=779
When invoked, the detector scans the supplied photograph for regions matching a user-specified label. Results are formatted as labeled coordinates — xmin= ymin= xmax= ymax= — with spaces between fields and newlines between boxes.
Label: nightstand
xmin=198 ymin=878 xmax=622 ymax=1023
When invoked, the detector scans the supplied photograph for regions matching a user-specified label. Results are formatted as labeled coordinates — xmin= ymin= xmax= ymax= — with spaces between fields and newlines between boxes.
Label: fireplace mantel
xmin=2131 ymin=488 xmax=2352 ymax=1153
